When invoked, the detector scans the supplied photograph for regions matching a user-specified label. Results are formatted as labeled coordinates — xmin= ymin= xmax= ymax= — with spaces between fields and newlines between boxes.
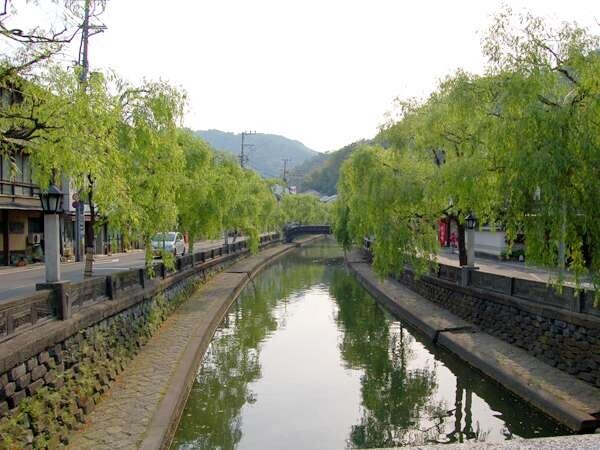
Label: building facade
xmin=0 ymin=152 xmax=119 ymax=266
xmin=0 ymin=152 xmax=44 ymax=265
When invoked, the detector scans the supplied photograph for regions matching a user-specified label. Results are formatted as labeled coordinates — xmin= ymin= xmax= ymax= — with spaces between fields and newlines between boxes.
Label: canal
xmin=172 ymin=239 xmax=568 ymax=449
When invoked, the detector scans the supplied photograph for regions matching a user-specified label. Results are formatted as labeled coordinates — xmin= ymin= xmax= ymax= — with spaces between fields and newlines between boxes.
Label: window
xmin=1 ymin=155 xmax=10 ymax=195
xmin=28 ymin=217 xmax=43 ymax=234
xmin=13 ymin=152 xmax=23 ymax=195
xmin=0 ymin=152 xmax=35 ymax=196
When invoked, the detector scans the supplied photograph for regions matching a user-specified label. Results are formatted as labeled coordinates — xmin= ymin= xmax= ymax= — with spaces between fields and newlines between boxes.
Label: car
xmin=151 ymin=232 xmax=187 ymax=258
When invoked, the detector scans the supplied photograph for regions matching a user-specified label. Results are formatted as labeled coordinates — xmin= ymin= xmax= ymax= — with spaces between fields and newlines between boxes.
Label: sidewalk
xmin=0 ymin=238 xmax=238 ymax=302
xmin=0 ymin=249 xmax=144 ymax=274
xmin=437 ymin=250 xmax=573 ymax=284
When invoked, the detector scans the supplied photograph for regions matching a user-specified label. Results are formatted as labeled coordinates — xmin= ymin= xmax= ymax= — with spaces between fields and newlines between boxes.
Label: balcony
xmin=0 ymin=179 xmax=41 ymax=210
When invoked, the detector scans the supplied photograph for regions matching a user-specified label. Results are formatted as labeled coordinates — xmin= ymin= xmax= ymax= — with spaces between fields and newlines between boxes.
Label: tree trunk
xmin=84 ymin=175 xmax=95 ymax=278
xmin=186 ymin=232 xmax=192 ymax=255
xmin=457 ymin=222 xmax=468 ymax=266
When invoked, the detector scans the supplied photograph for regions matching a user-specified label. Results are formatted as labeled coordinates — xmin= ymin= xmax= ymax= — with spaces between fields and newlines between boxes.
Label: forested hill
xmin=290 ymin=140 xmax=371 ymax=195
xmin=195 ymin=130 xmax=318 ymax=178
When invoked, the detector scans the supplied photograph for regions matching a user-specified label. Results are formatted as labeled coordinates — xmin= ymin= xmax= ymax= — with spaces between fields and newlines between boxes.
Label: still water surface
xmin=173 ymin=240 xmax=568 ymax=449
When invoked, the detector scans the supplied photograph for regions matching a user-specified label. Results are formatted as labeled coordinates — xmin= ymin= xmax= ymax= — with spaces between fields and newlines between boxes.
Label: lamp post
xmin=39 ymin=184 xmax=63 ymax=283
xmin=464 ymin=213 xmax=476 ymax=267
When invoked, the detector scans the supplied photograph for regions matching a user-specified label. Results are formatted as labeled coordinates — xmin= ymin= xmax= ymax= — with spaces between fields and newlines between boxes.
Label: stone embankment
xmin=346 ymin=252 xmax=600 ymax=434
xmin=0 ymin=234 xmax=280 ymax=448
xmin=68 ymin=235 xmax=324 ymax=450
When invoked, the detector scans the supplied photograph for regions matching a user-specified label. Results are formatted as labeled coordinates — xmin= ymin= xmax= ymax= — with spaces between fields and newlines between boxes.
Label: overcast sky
xmin=12 ymin=1 xmax=600 ymax=152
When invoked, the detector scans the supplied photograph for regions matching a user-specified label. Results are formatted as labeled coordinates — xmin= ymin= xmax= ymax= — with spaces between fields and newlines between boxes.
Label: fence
xmin=0 ymin=232 xmax=280 ymax=343
xmin=362 ymin=238 xmax=598 ymax=319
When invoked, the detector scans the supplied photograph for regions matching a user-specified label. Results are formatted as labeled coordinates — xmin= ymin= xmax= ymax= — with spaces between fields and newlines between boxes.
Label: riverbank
xmin=346 ymin=252 xmax=600 ymax=435
xmin=68 ymin=235 xmax=325 ymax=450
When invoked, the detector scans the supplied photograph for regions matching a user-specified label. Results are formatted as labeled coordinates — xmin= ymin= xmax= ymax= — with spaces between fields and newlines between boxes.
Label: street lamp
xmin=39 ymin=184 xmax=63 ymax=214
xmin=39 ymin=184 xmax=63 ymax=283
xmin=465 ymin=213 xmax=476 ymax=230
xmin=464 ymin=212 xmax=476 ymax=267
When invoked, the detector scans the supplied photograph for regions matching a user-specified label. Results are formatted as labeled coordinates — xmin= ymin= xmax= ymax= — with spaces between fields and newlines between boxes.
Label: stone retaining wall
xmin=396 ymin=268 xmax=600 ymax=388
xmin=0 ymin=236 xmax=280 ymax=449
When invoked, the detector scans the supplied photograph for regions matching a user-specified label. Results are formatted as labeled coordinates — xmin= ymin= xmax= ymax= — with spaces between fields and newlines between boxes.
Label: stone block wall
xmin=396 ymin=270 xmax=600 ymax=388
xmin=0 ymin=272 xmax=202 ymax=449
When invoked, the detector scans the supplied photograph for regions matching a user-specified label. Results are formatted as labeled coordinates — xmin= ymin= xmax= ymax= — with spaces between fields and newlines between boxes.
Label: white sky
xmin=8 ymin=1 xmax=600 ymax=152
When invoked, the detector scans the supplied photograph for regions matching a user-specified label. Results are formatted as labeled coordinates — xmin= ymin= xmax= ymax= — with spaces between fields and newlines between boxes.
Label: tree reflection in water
xmin=173 ymin=242 xmax=569 ymax=450
xmin=172 ymin=249 xmax=329 ymax=450
xmin=331 ymin=270 xmax=450 ymax=448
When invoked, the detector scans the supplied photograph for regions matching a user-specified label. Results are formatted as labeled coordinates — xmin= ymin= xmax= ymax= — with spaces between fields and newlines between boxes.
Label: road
xmin=0 ymin=239 xmax=229 ymax=302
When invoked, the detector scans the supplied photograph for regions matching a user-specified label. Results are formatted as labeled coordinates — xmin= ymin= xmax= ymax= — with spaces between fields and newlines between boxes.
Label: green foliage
xmin=481 ymin=11 xmax=600 ymax=286
xmin=336 ymin=145 xmax=441 ymax=276
xmin=114 ymin=80 xmax=186 ymax=266
xmin=279 ymin=193 xmax=332 ymax=225
xmin=207 ymin=153 xmax=278 ymax=252
xmin=335 ymin=9 xmax=600 ymax=291
xmin=291 ymin=140 xmax=370 ymax=195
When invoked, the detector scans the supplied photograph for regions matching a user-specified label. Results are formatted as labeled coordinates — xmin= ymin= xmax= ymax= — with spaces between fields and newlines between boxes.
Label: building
xmin=0 ymin=152 xmax=44 ymax=265
xmin=0 ymin=151 xmax=120 ymax=266
xmin=438 ymin=218 xmax=523 ymax=259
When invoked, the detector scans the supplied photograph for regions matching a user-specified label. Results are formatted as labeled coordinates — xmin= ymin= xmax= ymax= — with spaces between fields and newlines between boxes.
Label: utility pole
xmin=281 ymin=158 xmax=291 ymax=185
xmin=240 ymin=130 xmax=256 ymax=168
xmin=79 ymin=0 xmax=90 ymax=84
xmin=75 ymin=0 xmax=106 ymax=275
xmin=75 ymin=0 xmax=91 ymax=264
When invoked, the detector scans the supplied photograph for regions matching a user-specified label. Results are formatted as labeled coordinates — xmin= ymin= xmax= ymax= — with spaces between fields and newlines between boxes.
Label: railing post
xmin=138 ymin=268 xmax=146 ymax=288
xmin=36 ymin=281 xmax=72 ymax=320
xmin=106 ymin=275 xmax=117 ymax=300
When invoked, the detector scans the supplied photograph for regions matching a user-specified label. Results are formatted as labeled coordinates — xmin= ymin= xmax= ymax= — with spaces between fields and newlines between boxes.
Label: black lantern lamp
xmin=465 ymin=213 xmax=476 ymax=230
xmin=39 ymin=184 xmax=63 ymax=214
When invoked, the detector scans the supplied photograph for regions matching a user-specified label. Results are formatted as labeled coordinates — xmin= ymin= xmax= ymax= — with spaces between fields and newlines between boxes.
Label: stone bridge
xmin=283 ymin=224 xmax=331 ymax=242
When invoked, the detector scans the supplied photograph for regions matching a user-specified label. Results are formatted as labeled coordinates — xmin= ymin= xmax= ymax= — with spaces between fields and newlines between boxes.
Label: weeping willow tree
xmin=482 ymin=10 xmax=600 ymax=287
xmin=335 ymin=9 xmax=600 ymax=292
xmin=335 ymin=143 xmax=441 ymax=276
xmin=279 ymin=193 xmax=332 ymax=226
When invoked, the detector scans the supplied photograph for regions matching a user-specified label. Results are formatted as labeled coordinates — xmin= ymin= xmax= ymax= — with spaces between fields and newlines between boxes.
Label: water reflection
xmin=172 ymin=241 xmax=568 ymax=449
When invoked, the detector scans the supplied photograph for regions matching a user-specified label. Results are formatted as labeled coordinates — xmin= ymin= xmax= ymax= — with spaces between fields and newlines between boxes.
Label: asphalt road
xmin=0 ymin=239 xmax=228 ymax=302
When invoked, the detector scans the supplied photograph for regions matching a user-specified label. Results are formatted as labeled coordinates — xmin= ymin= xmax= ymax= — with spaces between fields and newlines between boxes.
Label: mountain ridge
xmin=195 ymin=129 xmax=318 ymax=178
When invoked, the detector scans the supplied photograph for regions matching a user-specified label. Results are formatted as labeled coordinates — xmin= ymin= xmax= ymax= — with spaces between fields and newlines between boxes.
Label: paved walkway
xmin=68 ymin=243 xmax=299 ymax=450
xmin=348 ymin=256 xmax=600 ymax=433
xmin=437 ymin=250 xmax=579 ymax=285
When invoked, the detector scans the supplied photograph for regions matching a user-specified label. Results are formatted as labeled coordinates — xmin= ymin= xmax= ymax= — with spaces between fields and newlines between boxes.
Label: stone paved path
xmin=376 ymin=432 xmax=600 ymax=449
xmin=68 ymin=243 xmax=297 ymax=450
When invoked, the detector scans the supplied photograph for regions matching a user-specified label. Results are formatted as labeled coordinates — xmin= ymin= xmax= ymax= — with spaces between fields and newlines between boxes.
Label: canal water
xmin=172 ymin=240 xmax=568 ymax=449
